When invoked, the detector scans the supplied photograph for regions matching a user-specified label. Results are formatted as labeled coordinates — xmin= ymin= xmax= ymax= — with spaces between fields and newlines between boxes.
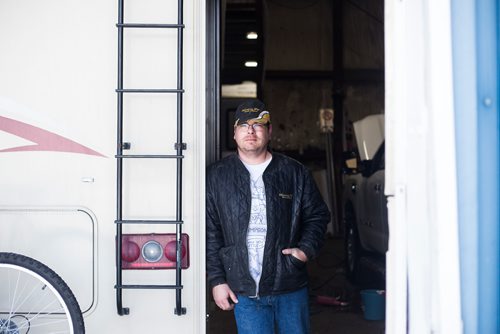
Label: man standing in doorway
xmin=206 ymin=99 xmax=330 ymax=333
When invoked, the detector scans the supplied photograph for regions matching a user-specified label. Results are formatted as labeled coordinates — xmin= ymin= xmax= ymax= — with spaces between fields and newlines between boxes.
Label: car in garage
xmin=342 ymin=114 xmax=388 ymax=280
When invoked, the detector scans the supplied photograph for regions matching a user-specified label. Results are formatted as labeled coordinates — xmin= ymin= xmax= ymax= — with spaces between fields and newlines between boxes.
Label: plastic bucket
xmin=360 ymin=289 xmax=385 ymax=320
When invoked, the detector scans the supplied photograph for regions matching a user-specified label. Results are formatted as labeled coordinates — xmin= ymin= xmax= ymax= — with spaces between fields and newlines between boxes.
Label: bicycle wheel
xmin=0 ymin=252 xmax=85 ymax=334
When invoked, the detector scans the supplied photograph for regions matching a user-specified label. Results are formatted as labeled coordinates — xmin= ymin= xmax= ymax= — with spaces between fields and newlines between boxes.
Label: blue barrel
xmin=360 ymin=289 xmax=385 ymax=320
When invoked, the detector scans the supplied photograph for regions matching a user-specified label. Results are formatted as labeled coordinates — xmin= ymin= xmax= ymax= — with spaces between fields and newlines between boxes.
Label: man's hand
xmin=212 ymin=283 xmax=238 ymax=311
xmin=282 ymin=248 xmax=308 ymax=262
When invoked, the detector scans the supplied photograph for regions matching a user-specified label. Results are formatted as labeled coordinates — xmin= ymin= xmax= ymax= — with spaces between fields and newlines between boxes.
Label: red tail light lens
xmin=121 ymin=233 xmax=190 ymax=270
xmin=121 ymin=241 xmax=141 ymax=263
xmin=164 ymin=240 xmax=187 ymax=262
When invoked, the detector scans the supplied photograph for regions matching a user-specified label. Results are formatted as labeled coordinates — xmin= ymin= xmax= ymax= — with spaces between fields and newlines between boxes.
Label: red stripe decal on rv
xmin=0 ymin=116 xmax=105 ymax=157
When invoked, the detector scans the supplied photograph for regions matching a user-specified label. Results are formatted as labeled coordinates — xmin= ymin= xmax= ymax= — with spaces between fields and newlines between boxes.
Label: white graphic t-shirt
xmin=242 ymin=155 xmax=272 ymax=297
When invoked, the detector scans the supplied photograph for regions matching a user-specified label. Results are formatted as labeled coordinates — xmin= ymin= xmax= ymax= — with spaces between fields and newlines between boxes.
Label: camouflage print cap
xmin=233 ymin=99 xmax=271 ymax=127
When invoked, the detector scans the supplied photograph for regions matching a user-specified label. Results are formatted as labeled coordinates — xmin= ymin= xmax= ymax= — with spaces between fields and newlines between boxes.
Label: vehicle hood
xmin=353 ymin=114 xmax=384 ymax=161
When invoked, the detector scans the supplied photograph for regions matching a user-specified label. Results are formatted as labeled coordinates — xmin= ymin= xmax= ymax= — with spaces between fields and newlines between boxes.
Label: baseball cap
xmin=233 ymin=99 xmax=271 ymax=126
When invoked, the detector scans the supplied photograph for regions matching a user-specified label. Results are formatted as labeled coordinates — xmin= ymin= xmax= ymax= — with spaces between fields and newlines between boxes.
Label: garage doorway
xmin=206 ymin=1 xmax=385 ymax=333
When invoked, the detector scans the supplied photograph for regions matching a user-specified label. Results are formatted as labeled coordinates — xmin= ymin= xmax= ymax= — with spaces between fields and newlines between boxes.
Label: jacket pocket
xmin=219 ymin=246 xmax=237 ymax=279
xmin=290 ymin=254 xmax=307 ymax=268
xmin=285 ymin=253 xmax=306 ymax=271
xmin=219 ymin=245 xmax=244 ymax=291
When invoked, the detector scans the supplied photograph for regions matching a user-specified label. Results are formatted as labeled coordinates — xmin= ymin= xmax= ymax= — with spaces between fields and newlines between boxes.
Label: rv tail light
xmin=121 ymin=234 xmax=190 ymax=270
xmin=164 ymin=240 xmax=186 ymax=262
xmin=122 ymin=241 xmax=140 ymax=263
xmin=142 ymin=241 xmax=163 ymax=263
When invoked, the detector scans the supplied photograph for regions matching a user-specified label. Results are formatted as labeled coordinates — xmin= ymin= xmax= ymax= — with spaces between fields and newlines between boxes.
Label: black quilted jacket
xmin=206 ymin=152 xmax=330 ymax=296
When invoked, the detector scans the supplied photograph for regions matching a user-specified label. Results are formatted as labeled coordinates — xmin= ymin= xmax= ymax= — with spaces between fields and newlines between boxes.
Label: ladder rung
xmin=117 ymin=285 xmax=183 ymax=290
xmin=115 ymin=220 xmax=183 ymax=225
xmin=117 ymin=23 xmax=185 ymax=29
xmin=116 ymin=154 xmax=183 ymax=159
xmin=116 ymin=89 xmax=184 ymax=93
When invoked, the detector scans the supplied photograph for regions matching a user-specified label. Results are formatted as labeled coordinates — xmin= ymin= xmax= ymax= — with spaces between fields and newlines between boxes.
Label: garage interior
xmin=206 ymin=0 xmax=386 ymax=332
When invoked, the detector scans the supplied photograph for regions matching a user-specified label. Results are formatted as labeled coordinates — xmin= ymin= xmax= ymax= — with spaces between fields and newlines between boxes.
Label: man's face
xmin=233 ymin=121 xmax=272 ymax=154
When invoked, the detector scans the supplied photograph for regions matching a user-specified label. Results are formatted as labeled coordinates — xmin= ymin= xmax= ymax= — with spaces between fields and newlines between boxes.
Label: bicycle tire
xmin=0 ymin=252 xmax=85 ymax=334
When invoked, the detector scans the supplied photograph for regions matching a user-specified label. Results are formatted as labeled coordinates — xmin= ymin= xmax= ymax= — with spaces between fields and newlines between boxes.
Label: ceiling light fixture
xmin=246 ymin=31 xmax=258 ymax=40
xmin=244 ymin=61 xmax=258 ymax=68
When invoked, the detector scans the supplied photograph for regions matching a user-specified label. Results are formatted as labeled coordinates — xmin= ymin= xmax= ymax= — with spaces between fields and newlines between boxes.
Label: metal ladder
xmin=115 ymin=0 xmax=186 ymax=316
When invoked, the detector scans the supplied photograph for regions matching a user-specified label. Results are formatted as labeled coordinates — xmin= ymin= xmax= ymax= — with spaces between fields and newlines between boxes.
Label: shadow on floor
xmin=207 ymin=237 xmax=386 ymax=334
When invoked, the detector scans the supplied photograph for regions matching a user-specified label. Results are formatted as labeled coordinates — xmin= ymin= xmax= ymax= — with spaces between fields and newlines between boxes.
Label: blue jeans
xmin=234 ymin=287 xmax=310 ymax=334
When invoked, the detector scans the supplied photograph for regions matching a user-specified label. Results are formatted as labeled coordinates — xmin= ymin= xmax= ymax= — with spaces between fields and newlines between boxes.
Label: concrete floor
xmin=207 ymin=237 xmax=386 ymax=334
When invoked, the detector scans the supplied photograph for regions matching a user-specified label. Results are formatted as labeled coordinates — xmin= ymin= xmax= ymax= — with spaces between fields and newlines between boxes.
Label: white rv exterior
xmin=0 ymin=1 xmax=206 ymax=333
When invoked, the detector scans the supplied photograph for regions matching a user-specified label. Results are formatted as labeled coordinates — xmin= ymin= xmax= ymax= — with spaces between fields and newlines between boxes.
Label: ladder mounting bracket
xmin=175 ymin=143 xmax=187 ymax=150
xmin=174 ymin=307 xmax=187 ymax=315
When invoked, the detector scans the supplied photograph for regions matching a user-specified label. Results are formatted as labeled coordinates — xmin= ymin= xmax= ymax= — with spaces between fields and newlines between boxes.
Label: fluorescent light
xmin=222 ymin=81 xmax=257 ymax=98
xmin=245 ymin=61 xmax=258 ymax=67
xmin=246 ymin=31 xmax=258 ymax=39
